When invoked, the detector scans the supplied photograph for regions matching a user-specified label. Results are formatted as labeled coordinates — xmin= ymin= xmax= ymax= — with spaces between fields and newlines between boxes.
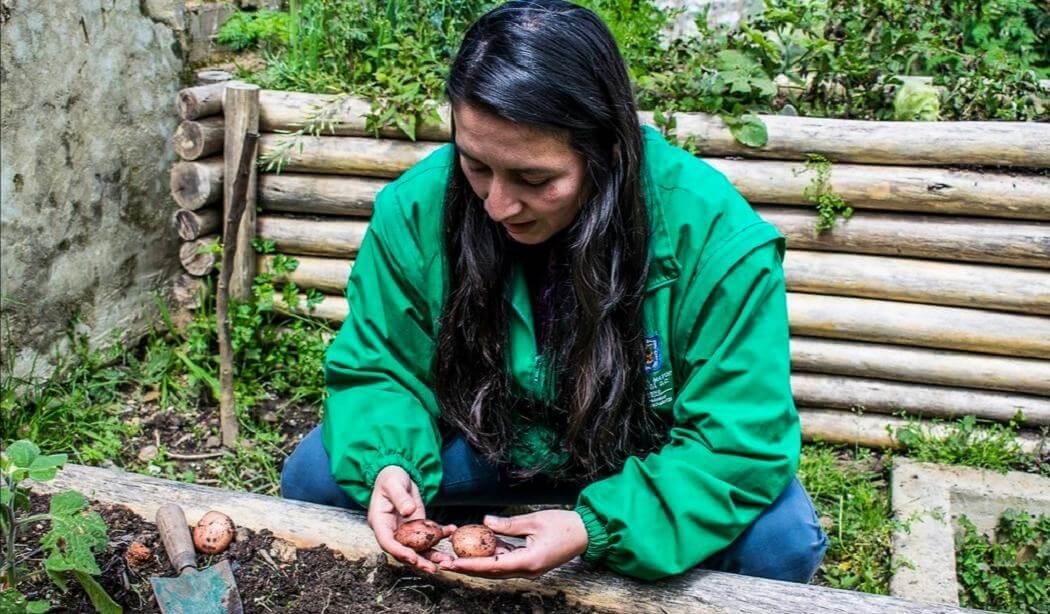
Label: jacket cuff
xmin=574 ymin=503 xmax=610 ymax=563
xmin=363 ymin=451 xmax=428 ymax=500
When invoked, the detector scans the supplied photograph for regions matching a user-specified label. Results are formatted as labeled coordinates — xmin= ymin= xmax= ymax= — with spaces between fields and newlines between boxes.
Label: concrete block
xmin=890 ymin=458 xmax=1050 ymax=606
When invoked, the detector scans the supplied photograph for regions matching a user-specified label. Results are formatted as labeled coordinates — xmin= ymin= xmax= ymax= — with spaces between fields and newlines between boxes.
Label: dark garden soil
xmin=18 ymin=493 xmax=597 ymax=613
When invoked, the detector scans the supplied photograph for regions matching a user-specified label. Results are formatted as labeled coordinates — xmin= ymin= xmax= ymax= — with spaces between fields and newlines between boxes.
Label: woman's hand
xmin=368 ymin=465 xmax=456 ymax=574
xmin=438 ymin=510 xmax=588 ymax=579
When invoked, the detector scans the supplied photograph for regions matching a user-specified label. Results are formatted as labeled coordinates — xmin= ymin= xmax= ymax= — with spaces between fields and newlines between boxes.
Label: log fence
xmin=170 ymin=79 xmax=1050 ymax=449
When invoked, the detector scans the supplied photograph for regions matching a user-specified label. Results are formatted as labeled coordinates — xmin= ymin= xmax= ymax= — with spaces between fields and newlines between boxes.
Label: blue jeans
xmin=281 ymin=425 xmax=829 ymax=583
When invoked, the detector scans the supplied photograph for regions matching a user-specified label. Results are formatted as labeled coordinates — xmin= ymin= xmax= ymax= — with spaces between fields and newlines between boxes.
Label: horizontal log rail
xmin=788 ymin=293 xmax=1050 ymax=359
xmin=33 ymin=464 xmax=969 ymax=613
xmin=178 ymin=235 xmax=217 ymax=277
xmin=177 ymin=81 xmax=228 ymax=121
xmin=171 ymin=158 xmax=223 ymax=211
xmin=799 ymin=409 xmax=1045 ymax=455
xmin=173 ymin=117 xmax=224 ymax=161
xmin=245 ymin=90 xmax=1050 ymax=167
xmin=707 ymin=159 xmax=1050 ymax=221
xmin=759 ymin=206 xmax=1050 ymax=269
xmin=259 ymin=173 xmax=383 ymax=217
xmin=791 ymin=373 xmax=1050 ymax=426
xmin=258 ymin=134 xmax=444 ymax=177
xmin=791 ymin=337 xmax=1050 ymax=397
xmin=258 ymin=255 xmax=353 ymax=296
xmin=784 ymin=250 xmax=1050 ymax=315
xmin=256 ymin=216 xmax=369 ymax=258
xmin=173 ymin=208 xmax=220 ymax=241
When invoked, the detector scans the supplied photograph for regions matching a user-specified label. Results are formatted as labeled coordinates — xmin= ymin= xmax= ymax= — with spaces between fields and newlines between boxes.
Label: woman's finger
xmin=422 ymin=549 xmax=453 ymax=564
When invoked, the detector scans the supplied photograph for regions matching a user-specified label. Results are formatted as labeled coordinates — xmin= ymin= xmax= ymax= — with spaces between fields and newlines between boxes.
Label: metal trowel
xmin=150 ymin=503 xmax=243 ymax=614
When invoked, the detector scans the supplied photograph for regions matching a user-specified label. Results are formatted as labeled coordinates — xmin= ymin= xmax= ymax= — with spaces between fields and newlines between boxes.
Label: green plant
xmin=798 ymin=153 xmax=853 ymax=232
xmin=798 ymin=443 xmax=897 ymax=593
xmin=896 ymin=415 xmax=1047 ymax=475
xmin=1 ymin=440 xmax=120 ymax=613
xmin=956 ymin=509 xmax=1050 ymax=613
xmin=216 ymin=10 xmax=291 ymax=51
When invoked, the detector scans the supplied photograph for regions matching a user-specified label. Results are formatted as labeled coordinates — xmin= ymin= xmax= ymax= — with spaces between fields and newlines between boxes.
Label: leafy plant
xmin=798 ymin=153 xmax=853 ymax=232
xmin=216 ymin=10 xmax=291 ymax=51
xmin=1 ymin=440 xmax=120 ymax=613
xmin=896 ymin=414 xmax=1047 ymax=475
xmin=956 ymin=509 xmax=1050 ymax=613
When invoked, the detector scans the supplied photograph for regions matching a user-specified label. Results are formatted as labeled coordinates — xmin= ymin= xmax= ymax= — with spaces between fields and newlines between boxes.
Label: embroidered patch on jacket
xmin=645 ymin=335 xmax=662 ymax=373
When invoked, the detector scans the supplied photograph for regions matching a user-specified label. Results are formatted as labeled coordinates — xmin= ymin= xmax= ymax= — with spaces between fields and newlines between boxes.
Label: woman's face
xmin=453 ymin=103 xmax=589 ymax=245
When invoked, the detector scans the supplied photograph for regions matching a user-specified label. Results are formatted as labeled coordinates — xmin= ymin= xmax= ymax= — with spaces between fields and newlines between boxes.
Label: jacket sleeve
xmin=321 ymin=187 xmax=443 ymax=508
xmin=573 ymin=238 xmax=800 ymax=580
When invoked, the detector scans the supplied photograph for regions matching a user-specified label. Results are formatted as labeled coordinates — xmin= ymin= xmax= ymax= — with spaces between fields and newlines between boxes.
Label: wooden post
xmin=223 ymin=82 xmax=260 ymax=301
xmin=216 ymin=132 xmax=259 ymax=448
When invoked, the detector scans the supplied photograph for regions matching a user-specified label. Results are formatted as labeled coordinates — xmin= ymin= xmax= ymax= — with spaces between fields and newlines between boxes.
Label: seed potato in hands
xmin=394 ymin=519 xmax=444 ymax=552
xmin=450 ymin=524 xmax=497 ymax=557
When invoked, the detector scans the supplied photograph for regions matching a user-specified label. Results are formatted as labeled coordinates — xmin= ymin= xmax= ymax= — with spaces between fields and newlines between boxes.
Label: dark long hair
xmin=433 ymin=0 xmax=665 ymax=482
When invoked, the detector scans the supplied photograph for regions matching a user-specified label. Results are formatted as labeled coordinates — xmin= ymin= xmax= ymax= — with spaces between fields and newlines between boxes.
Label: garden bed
xmin=17 ymin=492 xmax=585 ymax=613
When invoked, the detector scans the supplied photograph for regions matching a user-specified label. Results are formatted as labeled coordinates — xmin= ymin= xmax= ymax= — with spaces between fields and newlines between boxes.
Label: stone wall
xmin=0 ymin=0 xmax=187 ymax=378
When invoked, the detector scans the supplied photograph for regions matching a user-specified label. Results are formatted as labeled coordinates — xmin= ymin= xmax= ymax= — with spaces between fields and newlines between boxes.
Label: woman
xmin=281 ymin=0 xmax=828 ymax=583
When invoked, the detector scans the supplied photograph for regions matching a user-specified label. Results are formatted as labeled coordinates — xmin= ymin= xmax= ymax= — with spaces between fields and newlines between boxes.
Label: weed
xmin=799 ymin=153 xmax=853 ymax=232
xmin=956 ymin=509 xmax=1050 ymax=613
xmin=896 ymin=415 xmax=1048 ymax=476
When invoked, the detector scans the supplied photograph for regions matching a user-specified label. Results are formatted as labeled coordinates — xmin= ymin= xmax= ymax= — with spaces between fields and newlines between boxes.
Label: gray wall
xmin=1 ymin=0 xmax=187 ymax=378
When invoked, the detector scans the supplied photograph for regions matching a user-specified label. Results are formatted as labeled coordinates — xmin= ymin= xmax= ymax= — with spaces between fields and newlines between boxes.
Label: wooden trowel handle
xmin=156 ymin=503 xmax=197 ymax=574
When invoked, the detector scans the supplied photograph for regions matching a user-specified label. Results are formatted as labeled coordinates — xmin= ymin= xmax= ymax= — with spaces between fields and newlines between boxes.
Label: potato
xmin=394 ymin=519 xmax=443 ymax=552
xmin=193 ymin=510 xmax=235 ymax=555
xmin=450 ymin=524 xmax=497 ymax=557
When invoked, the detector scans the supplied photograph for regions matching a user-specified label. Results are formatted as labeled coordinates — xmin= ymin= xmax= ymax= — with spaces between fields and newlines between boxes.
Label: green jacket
xmin=322 ymin=125 xmax=800 ymax=580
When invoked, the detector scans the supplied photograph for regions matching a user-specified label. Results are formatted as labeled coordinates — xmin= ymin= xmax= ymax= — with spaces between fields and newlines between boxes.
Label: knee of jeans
xmin=732 ymin=482 xmax=830 ymax=583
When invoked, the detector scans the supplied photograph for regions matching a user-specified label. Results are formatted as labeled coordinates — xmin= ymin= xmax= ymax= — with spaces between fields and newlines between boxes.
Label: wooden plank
xmin=799 ymin=409 xmax=1045 ymax=455
xmin=255 ymin=91 xmax=1050 ymax=167
xmin=759 ymin=206 xmax=1050 ymax=269
xmin=791 ymin=337 xmax=1050 ymax=397
xmin=791 ymin=373 xmax=1050 ymax=426
xmin=783 ymin=251 xmax=1050 ymax=315
xmin=788 ymin=293 xmax=1050 ymax=358
xmin=707 ymin=159 xmax=1050 ymax=221
xmin=32 ymin=465 xmax=973 ymax=614
xmin=259 ymin=173 xmax=383 ymax=217
xmin=256 ymin=216 xmax=370 ymax=258
xmin=223 ymin=83 xmax=260 ymax=301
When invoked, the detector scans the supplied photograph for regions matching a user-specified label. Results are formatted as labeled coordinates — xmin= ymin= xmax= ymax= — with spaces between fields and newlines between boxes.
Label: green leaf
xmin=48 ymin=490 xmax=87 ymax=516
xmin=26 ymin=600 xmax=51 ymax=614
xmin=5 ymin=440 xmax=41 ymax=468
xmin=46 ymin=567 xmax=70 ymax=593
xmin=1 ymin=487 xmax=11 ymax=505
xmin=72 ymin=571 xmax=122 ymax=614
xmin=27 ymin=454 xmax=67 ymax=482
xmin=724 ymin=114 xmax=768 ymax=148
xmin=42 ymin=503 xmax=107 ymax=576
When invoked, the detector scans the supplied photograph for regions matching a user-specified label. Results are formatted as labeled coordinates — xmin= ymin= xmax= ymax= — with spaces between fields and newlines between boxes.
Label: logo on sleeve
xmin=644 ymin=335 xmax=662 ymax=373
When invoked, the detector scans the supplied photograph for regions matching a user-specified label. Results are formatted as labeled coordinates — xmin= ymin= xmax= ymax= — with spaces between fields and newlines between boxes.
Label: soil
xmin=16 ymin=493 xmax=597 ymax=613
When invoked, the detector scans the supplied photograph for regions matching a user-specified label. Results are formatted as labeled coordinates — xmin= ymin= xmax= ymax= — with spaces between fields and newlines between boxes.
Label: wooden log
xmin=799 ymin=409 xmax=1045 ymax=455
xmin=259 ymin=90 xmax=452 ymax=141
xmin=791 ymin=373 xmax=1050 ymax=426
xmin=177 ymin=81 xmax=228 ymax=121
xmin=172 ymin=117 xmax=224 ymax=161
xmin=784 ymin=251 xmax=1050 ymax=315
xmin=256 ymin=216 xmax=370 ymax=258
xmin=171 ymin=273 xmax=205 ymax=311
xmin=707 ymin=159 xmax=1050 ymax=221
xmin=195 ymin=70 xmax=233 ymax=86
xmin=257 ymin=91 xmax=1049 ymax=167
xmin=173 ymin=208 xmax=221 ymax=241
xmin=273 ymin=292 xmax=349 ymax=322
xmin=179 ymin=236 xmax=218 ymax=277
xmin=791 ymin=337 xmax=1050 ymax=397
xmin=33 ymin=464 xmax=973 ymax=614
xmin=787 ymin=293 xmax=1050 ymax=359
xmin=759 ymin=206 xmax=1050 ymax=269
xmin=258 ymin=134 xmax=443 ymax=177
xmin=258 ymin=255 xmax=353 ymax=295
xmin=223 ymin=83 xmax=260 ymax=301
xmin=170 ymin=158 xmax=223 ymax=211
xmin=642 ymin=111 xmax=1050 ymax=167
xmin=258 ymin=173 xmax=384 ymax=217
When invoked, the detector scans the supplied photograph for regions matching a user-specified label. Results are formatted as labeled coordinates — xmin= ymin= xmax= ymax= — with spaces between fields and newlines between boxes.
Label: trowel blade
xmin=150 ymin=559 xmax=243 ymax=614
